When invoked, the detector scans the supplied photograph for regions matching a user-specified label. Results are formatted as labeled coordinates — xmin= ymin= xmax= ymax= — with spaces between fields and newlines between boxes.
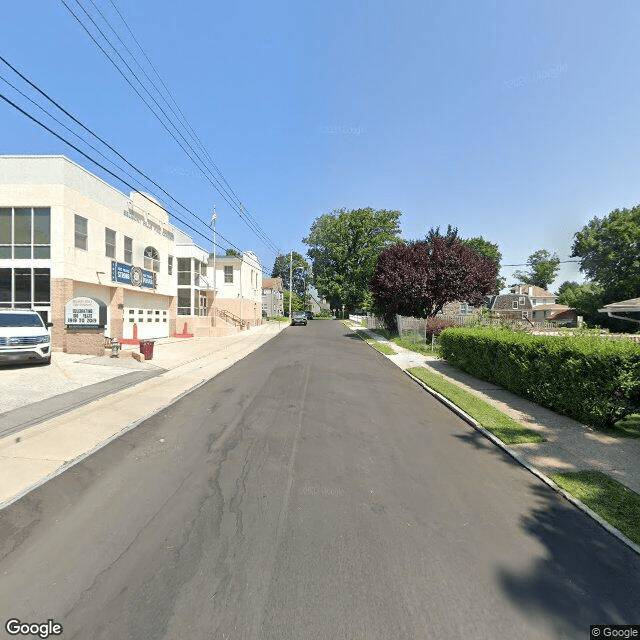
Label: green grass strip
xmin=364 ymin=338 xmax=395 ymax=355
xmin=368 ymin=329 xmax=442 ymax=356
xmin=348 ymin=326 xmax=396 ymax=355
xmin=407 ymin=366 xmax=546 ymax=445
xmin=550 ymin=470 xmax=640 ymax=545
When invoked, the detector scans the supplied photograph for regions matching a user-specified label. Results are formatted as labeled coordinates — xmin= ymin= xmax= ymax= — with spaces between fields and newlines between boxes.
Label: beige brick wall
xmin=108 ymin=286 xmax=124 ymax=340
xmin=215 ymin=298 xmax=261 ymax=327
xmin=63 ymin=328 xmax=105 ymax=356
xmin=51 ymin=277 xmax=74 ymax=351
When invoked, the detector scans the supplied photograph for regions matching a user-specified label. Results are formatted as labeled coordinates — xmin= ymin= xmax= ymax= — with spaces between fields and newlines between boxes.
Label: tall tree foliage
xmin=271 ymin=251 xmax=310 ymax=298
xmin=571 ymin=206 xmax=640 ymax=302
xmin=304 ymin=208 xmax=402 ymax=311
xmin=513 ymin=249 xmax=560 ymax=290
xmin=369 ymin=237 xmax=498 ymax=329
xmin=460 ymin=236 xmax=505 ymax=293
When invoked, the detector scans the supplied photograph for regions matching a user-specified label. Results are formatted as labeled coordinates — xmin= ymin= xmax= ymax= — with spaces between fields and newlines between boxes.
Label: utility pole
xmin=211 ymin=208 xmax=217 ymax=294
xmin=288 ymin=250 xmax=293 ymax=318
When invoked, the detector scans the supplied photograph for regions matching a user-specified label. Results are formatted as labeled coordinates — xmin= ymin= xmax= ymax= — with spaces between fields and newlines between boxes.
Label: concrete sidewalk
xmin=0 ymin=321 xmax=288 ymax=509
xmin=349 ymin=324 xmax=640 ymax=551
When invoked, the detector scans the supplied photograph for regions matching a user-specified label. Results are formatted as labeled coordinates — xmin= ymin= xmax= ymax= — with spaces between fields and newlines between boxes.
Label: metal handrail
xmin=215 ymin=307 xmax=247 ymax=328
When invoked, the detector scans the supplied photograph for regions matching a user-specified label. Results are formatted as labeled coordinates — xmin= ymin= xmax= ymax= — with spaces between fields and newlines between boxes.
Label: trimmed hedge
xmin=438 ymin=327 xmax=640 ymax=430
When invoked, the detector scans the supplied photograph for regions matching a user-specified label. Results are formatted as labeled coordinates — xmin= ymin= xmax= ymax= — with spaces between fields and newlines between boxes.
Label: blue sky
xmin=3 ymin=1 xmax=640 ymax=290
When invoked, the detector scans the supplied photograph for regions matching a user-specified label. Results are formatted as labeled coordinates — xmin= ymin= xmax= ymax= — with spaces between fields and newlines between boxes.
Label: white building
xmin=0 ymin=155 xmax=263 ymax=353
xmin=210 ymin=251 xmax=263 ymax=328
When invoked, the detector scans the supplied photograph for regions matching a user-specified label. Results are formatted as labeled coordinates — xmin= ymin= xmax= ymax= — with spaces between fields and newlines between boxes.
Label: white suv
xmin=0 ymin=310 xmax=53 ymax=365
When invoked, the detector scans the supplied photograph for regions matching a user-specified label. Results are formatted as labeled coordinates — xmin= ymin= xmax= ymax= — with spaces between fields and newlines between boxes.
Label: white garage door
xmin=123 ymin=291 xmax=170 ymax=340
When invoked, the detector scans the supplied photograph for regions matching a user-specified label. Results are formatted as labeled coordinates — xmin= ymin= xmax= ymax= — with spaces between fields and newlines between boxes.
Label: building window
xmin=144 ymin=246 xmax=160 ymax=272
xmin=124 ymin=236 xmax=133 ymax=264
xmin=518 ymin=296 xmax=525 ymax=305
xmin=105 ymin=228 xmax=116 ymax=258
xmin=75 ymin=214 xmax=88 ymax=250
xmin=512 ymin=301 xmax=519 ymax=309
xmin=0 ymin=207 xmax=51 ymax=259
xmin=0 ymin=267 xmax=50 ymax=307
xmin=177 ymin=258 xmax=191 ymax=285
xmin=224 ymin=265 xmax=233 ymax=283
xmin=168 ymin=255 xmax=173 ymax=275
xmin=0 ymin=268 xmax=10 ymax=305
xmin=177 ymin=289 xmax=191 ymax=315
xmin=33 ymin=208 xmax=51 ymax=258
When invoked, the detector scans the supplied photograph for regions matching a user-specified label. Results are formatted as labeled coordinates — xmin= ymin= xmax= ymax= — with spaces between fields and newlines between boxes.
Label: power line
xmin=106 ymin=0 xmax=248 ymax=217
xmin=0 ymin=87 xmax=273 ymax=277
xmin=59 ymin=0 xmax=281 ymax=255
xmin=502 ymin=259 xmax=581 ymax=267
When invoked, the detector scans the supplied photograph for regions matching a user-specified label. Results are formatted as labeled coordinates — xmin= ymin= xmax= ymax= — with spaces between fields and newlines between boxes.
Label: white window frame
xmin=105 ymin=227 xmax=116 ymax=258
xmin=74 ymin=214 xmax=88 ymax=251
xmin=124 ymin=236 xmax=133 ymax=264
xmin=144 ymin=246 xmax=160 ymax=273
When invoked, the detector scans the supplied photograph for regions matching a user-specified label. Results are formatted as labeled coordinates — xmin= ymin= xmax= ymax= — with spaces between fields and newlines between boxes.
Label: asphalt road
xmin=0 ymin=319 xmax=639 ymax=639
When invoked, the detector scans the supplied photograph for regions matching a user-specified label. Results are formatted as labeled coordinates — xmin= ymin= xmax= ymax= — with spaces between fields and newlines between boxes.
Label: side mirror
xmin=46 ymin=322 xmax=54 ymax=327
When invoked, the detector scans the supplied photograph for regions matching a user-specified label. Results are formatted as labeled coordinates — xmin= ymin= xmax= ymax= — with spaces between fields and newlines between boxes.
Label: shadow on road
xmin=496 ymin=481 xmax=640 ymax=636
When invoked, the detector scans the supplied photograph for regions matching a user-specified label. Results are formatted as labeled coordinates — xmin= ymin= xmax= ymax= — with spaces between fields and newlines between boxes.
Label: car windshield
xmin=293 ymin=312 xmax=306 ymax=317
xmin=0 ymin=313 xmax=45 ymax=328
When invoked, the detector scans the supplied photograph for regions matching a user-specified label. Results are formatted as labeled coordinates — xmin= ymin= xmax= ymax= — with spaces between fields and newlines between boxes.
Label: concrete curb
xmin=403 ymin=369 xmax=640 ymax=557
xmin=350 ymin=323 xmax=640 ymax=557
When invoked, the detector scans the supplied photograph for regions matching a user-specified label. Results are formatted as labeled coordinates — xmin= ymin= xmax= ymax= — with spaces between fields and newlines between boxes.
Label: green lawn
xmin=407 ymin=367 xmax=546 ymax=445
xmin=369 ymin=328 xmax=442 ymax=357
xmin=613 ymin=413 xmax=640 ymax=438
xmin=550 ymin=470 xmax=640 ymax=545
xmin=365 ymin=338 xmax=396 ymax=355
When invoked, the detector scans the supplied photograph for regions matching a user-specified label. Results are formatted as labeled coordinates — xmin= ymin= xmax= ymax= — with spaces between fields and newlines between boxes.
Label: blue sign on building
xmin=111 ymin=261 xmax=155 ymax=289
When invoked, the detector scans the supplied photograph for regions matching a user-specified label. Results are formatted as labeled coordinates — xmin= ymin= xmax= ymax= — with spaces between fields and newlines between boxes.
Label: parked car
xmin=290 ymin=311 xmax=308 ymax=326
xmin=0 ymin=309 xmax=53 ymax=365
xmin=304 ymin=311 xmax=314 ymax=320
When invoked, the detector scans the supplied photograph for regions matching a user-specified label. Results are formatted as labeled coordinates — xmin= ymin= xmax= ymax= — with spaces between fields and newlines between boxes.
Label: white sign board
xmin=64 ymin=297 xmax=105 ymax=326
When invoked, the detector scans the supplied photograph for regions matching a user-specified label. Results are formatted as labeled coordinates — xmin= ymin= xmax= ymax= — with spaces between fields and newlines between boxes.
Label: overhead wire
xmin=0 ymin=75 xmax=273 ymax=276
xmin=105 ymin=0 xmax=247 ymax=217
xmin=59 ymin=0 xmax=281 ymax=255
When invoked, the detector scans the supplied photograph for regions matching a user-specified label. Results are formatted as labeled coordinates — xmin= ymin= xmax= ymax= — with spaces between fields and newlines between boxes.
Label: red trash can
xmin=139 ymin=340 xmax=155 ymax=360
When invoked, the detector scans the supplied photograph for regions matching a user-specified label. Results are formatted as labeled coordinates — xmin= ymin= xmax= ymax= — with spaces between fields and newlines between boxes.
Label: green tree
xmin=555 ymin=281 xmax=582 ymax=305
xmin=225 ymin=248 xmax=242 ymax=257
xmin=283 ymin=290 xmax=305 ymax=315
xmin=370 ymin=237 xmax=497 ymax=330
xmin=513 ymin=249 xmax=561 ymax=290
xmin=304 ymin=207 xmax=402 ymax=312
xmin=571 ymin=206 xmax=640 ymax=302
xmin=271 ymin=252 xmax=310 ymax=298
xmin=426 ymin=224 xmax=459 ymax=243
xmin=460 ymin=236 xmax=505 ymax=293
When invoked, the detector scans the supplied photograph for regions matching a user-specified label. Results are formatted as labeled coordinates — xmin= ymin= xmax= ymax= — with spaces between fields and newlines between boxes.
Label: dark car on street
xmin=290 ymin=311 xmax=308 ymax=326
xmin=304 ymin=311 xmax=314 ymax=320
